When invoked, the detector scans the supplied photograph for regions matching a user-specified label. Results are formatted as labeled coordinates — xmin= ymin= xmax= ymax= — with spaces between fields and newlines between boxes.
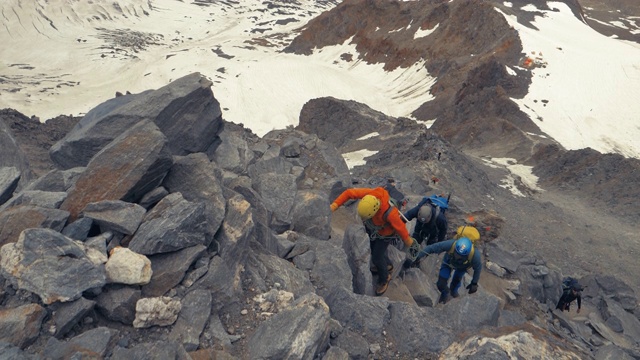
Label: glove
xmin=402 ymin=258 xmax=414 ymax=269
xmin=405 ymin=237 xmax=420 ymax=262
xmin=330 ymin=203 xmax=338 ymax=212
xmin=466 ymin=283 xmax=478 ymax=294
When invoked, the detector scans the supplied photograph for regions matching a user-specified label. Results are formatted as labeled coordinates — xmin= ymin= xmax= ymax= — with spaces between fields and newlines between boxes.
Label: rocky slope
xmin=1 ymin=73 xmax=639 ymax=359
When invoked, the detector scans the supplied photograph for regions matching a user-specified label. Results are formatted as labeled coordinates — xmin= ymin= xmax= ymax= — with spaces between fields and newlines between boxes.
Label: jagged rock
xmin=292 ymin=190 xmax=332 ymax=240
xmin=192 ymin=256 xmax=240 ymax=313
xmin=80 ymin=200 xmax=146 ymax=235
xmin=0 ymin=118 xmax=33 ymax=189
xmin=61 ymin=217 xmax=94 ymax=241
xmin=0 ymin=341 xmax=39 ymax=359
xmin=387 ymin=302 xmax=453 ymax=355
xmin=0 ymin=205 xmax=70 ymax=247
xmin=128 ymin=192 xmax=208 ymax=255
xmin=331 ymin=329 xmax=369 ymax=360
xmin=401 ymin=267 xmax=440 ymax=307
xmin=110 ymin=340 xmax=191 ymax=360
xmin=83 ymin=232 xmax=111 ymax=265
xmin=498 ymin=309 xmax=527 ymax=327
xmin=59 ymin=120 xmax=173 ymax=221
xmin=50 ymin=72 xmax=223 ymax=169
xmin=216 ymin=194 xmax=254 ymax=271
xmin=324 ymin=286 xmax=389 ymax=339
xmin=322 ymin=346 xmax=350 ymax=360
xmin=600 ymin=296 xmax=640 ymax=341
xmin=0 ymin=228 xmax=106 ymax=304
xmin=105 ymin=247 xmax=152 ymax=285
xmin=0 ymin=304 xmax=46 ymax=349
xmin=248 ymin=293 xmax=332 ymax=359
xmin=595 ymin=344 xmax=635 ymax=360
xmin=441 ymin=290 xmax=501 ymax=332
xmin=305 ymin=238 xmax=353 ymax=298
xmin=485 ymin=241 xmax=521 ymax=274
xmin=254 ymin=252 xmax=315 ymax=298
xmin=169 ymin=289 xmax=212 ymax=351
xmin=593 ymin=275 xmax=638 ymax=312
xmin=95 ymin=285 xmax=141 ymax=325
xmin=142 ymin=245 xmax=207 ymax=297
xmin=133 ymin=296 xmax=181 ymax=328
xmin=1 ymin=190 xmax=67 ymax=210
xmin=47 ymin=297 xmax=96 ymax=338
xmin=138 ymin=186 xmax=168 ymax=209
xmin=209 ymin=123 xmax=256 ymax=175
xmin=161 ymin=153 xmax=226 ymax=246
xmin=341 ymin=224 xmax=375 ymax=295
xmin=515 ymin=263 xmax=563 ymax=307
xmin=253 ymin=172 xmax=298 ymax=233
xmin=43 ymin=326 xmax=119 ymax=359
xmin=24 ymin=167 xmax=85 ymax=192
xmin=0 ymin=167 xmax=20 ymax=206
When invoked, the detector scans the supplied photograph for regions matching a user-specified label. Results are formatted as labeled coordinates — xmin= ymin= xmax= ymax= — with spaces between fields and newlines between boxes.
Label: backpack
xmin=562 ymin=277 xmax=582 ymax=292
xmin=420 ymin=193 xmax=450 ymax=224
xmin=382 ymin=183 xmax=408 ymax=223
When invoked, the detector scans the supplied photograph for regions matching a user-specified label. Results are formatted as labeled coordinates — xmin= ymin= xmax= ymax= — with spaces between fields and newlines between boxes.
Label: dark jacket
xmin=556 ymin=289 xmax=582 ymax=310
xmin=403 ymin=197 xmax=448 ymax=245
xmin=417 ymin=239 xmax=482 ymax=285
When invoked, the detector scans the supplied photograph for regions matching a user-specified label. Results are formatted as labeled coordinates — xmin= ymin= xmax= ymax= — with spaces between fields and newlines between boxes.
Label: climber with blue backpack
xmin=404 ymin=229 xmax=482 ymax=304
xmin=331 ymin=187 xmax=419 ymax=296
xmin=403 ymin=194 xmax=449 ymax=246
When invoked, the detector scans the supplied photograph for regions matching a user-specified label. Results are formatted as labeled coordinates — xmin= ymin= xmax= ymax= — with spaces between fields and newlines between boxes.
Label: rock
xmin=133 ymin=296 xmax=181 ymax=328
xmin=105 ymin=247 xmax=152 ymax=285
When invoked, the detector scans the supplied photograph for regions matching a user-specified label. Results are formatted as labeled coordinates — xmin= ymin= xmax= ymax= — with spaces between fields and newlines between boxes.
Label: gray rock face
xmin=292 ymin=190 xmax=332 ymax=240
xmin=59 ymin=120 xmax=173 ymax=221
xmin=0 ymin=303 xmax=46 ymax=349
xmin=0 ymin=205 xmax=70 ymax=247
xmin=47 ymin=297 xmax=96 ymax=338
xmin=96 ymin=285 xmax=141 ymax=325
xmin=50 ymin=72 xmax=223 ymax=169
xmin=324 ymin=286 xmax=389 ymax=339
xmin=0 ymin=167 xmax=20 ymax=206
xmin=387 ymin=302 xmax=452 ymax=355
xmin=128 ymin=192 xmax=208 ymax=255
xmin=0 ymin=119 xmax=33 ymax=188
xmin=0 ymin=228 xmax=106 ymax=304
xmin=142 ymin=245 xmax=207 ymax=297
xmin=80 ymin=200 xmax=146 ymax=235
xmin=248 ymin=293 xmax=332 ymax=360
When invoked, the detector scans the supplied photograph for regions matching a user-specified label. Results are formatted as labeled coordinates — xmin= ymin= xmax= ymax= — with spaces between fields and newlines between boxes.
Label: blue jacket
xmin=416 ymin=239 xmax=482 ymax=285
xmin=403 ymin=197 xmax=448 ymax=244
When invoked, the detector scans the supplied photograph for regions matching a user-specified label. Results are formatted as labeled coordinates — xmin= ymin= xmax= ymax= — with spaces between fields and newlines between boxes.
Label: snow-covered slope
xmin=1 ymin=0 xmax=640 ymax=158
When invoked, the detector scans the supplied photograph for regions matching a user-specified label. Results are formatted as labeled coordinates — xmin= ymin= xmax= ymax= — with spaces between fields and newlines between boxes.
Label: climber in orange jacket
xmin=331 ymin=187 xmax=418 ymax=296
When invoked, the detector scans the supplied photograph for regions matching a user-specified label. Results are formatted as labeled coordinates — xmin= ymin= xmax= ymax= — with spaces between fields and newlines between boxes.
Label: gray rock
xmin=61 ymin=217 xmax=94 ymax=241
xmin=255 ymin=252 xmax=315 ymax=298
xmin=308 ymin=239 xmax=353 ymax=298
xmin=110 ymin=340 xmax=190 ymax=360
xmin=485 ymin=241 xmax=521 ymax=273
xmin=0 ymin=205 xmax=70 ymax=247
xmin=24 ymin=167 xmax=85 ymax=192
xmin=497 ymin=309 xmax=527 ymax=327
xmin=595 ymin=344 xmax=635 ymax=360
xmin=95 ymin=285 xmax=141 ymax=325
xmin=324 ymin=286 xmax=389 ymax=339
xmin=0 ymin=304 xmax=46 ymax=349
xmin=0 ymin=167 xmax=20 ymax=206
xmin=1 ymin=190 xmax=67 ymax=210
xmin=128 ymin=192 xmax=208 ymax=255
xmin=401 ymin=267 xmax=440 ymax=307
xmin=0 ymin=228 xmax=106 ymax=304
xmin=59 ymin=120 xmax=173 ymax=221
xmin=169 ymin=289 xmax=212 ymax=351
xmin=342 ymin=224 xmax=375 ymax=296
xmin=0 ymin=341 xmax=40 ymax=359
xmin=80 ymin=200 xmax=146 ymax=235
xmin=441 ymin=290 xmax=501 ymax=332
xmin=43 ymin=326 xmax=119 ymax=359
xmin=192 ymin=256 xmax=239 ymax=313
xmin=47 ymin=297 xmax=96 ymax=338
xmin=162 ymin=153 xmax=226 ymax=246
xmin=281 ymin=137 xmax=303 ymax=158
xmin=0 ymin=120 xmax=33 ymax=189
xmin=248 ymin=293 xmax=331 ymax=360
xmin=209 ymin=124 xmax=256 ymax=174
xmin=387 ymin=302 xmax=452 ymax=355
xmin=253 ymin=173 xmax=298 ymax=233
xmin=138 ymin=186 xmax=168 ymax=209
xmin=331 ymin=329 xmax=370 ymax=360
xmin=292 ymin=190 xmax=332 ymax=240
xmin=322 ymin=346 xmax=349 ymax=360
xmin=142 ymin=245 xmax=207 ymax=297
xmin=216 ymin=194 xmax=254 ymax=271
xmin=50 ymin=72 xmax=222 ymax=169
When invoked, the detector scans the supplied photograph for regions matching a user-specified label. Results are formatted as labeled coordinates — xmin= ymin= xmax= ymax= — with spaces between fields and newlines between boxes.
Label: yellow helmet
xmin=357 ymin=195 xmax=381 ymax=220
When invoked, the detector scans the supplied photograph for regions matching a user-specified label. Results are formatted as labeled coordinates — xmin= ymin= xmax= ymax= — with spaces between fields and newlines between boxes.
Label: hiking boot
xmin=376 ymin=274 xmax=392 ymax=296
xmin=450 ymin=290 xmax=460 ymax=298
xmin=370 ymin=263 xmax=394 ymax=274
xmin=438 ymin=293 xmax=450 ymax=304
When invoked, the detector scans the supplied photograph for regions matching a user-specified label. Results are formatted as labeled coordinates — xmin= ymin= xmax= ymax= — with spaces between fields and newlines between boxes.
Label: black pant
xmin=370 ymin=239 xmax=391 ymax=285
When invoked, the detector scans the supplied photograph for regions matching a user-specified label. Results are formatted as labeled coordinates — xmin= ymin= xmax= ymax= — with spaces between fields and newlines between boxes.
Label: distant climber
xmin=556 ymin=278 xmax=583 ymax=313
xmin=403 ymin=195 xmax=449 ymax=246
xmin=405 ymin=237 xmax=482 ymax=304
xmin=331 ymin=187 xmax=419 ymax=296
xmin=431 ymin=176 xmax=439 ymax=184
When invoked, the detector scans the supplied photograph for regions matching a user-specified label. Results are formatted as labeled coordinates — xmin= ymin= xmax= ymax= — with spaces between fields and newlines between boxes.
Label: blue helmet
xmin=454 ymin=237 xmax=473 ymax=256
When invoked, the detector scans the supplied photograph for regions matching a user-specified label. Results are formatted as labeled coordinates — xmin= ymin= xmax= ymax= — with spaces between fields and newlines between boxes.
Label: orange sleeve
xmin=333 ymin=188 xmax=375 ymax=207
xmin=386 ymin=207 xmax=411 ymax=246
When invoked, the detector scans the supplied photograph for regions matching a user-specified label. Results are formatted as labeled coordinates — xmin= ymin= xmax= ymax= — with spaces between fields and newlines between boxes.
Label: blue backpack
xmin=426 ymin=194 xmax=449 ymax=215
